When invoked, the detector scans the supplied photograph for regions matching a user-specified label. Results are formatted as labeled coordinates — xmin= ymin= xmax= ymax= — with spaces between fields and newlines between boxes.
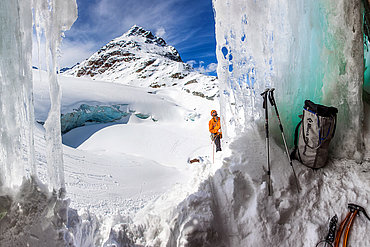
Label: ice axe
xmin=347 ymin=203 xmax=370 ymax=220
xmin=334 ymin=203 xmax=370 ymax=247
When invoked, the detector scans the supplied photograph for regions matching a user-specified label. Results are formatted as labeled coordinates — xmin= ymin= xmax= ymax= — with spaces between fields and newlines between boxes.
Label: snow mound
xmin=0 ymin=178 xmax=72 ymax=246
xmin=105 ymin=128 xmax=370 ymax=247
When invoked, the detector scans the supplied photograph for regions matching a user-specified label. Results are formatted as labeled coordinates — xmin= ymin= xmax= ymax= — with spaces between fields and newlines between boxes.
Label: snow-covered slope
xmin=32 ymin=69 xmax=220 ymax=217
xmin=66 ymin=25 xmax=218 ymax=100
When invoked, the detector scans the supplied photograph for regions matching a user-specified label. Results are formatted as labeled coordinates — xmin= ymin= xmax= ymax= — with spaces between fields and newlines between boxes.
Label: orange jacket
xmin=209 ymin=116 xmax=222 ymax=134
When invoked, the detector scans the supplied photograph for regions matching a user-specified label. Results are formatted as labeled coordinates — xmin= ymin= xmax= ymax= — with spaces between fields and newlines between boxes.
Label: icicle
xmin=32 ymin=0 xmax=77 ymax=195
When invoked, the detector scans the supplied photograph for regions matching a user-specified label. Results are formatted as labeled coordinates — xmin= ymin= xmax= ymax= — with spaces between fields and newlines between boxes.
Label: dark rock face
xmin=127 ymin=25 xmax=167 ymax=47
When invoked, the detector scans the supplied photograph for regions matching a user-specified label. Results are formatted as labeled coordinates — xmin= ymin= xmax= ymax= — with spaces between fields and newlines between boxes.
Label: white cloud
xmin=94 ymin=0 xmax=111 ymax=18
xmin=155 ymin=27 xmax=166 ymax=38
xmin=85 ymin=0 xmax=184 ymax=41
xmin=186 ymin=60 xmax=217 ymax=75
xmin=58 ymin=40 xmax=96 ymax=68
xmin=186 ymin=60 xmax=197 ymax=68
xmin=206 ymin=63 xmax=218 ymax=72
xmin=32 ymin=33 xmax=96 ymax=70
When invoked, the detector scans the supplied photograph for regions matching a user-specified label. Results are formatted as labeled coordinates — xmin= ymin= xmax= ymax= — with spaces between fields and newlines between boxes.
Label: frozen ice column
xmin=212 ymin=0 xmax=363 ymax=159
xmin=0 ymin=1 xmax=33 ymax=188
xmin=33 ymin=0 xmax=78 ymax=194
xmin=0 ymin=0 xmax=77 ymax=190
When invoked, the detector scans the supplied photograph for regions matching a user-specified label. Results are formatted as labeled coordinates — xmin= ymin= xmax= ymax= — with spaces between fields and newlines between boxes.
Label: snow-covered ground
xmin=29 ymin=68 xmax=370 ymax=246
xmin=121 ymin=125 xmax=370 ymax=247
xmin=32 ymin=69 xmax=221 ymax=222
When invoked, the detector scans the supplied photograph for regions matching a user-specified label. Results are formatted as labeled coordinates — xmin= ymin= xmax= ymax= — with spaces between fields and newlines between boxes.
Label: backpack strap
xmin=332 ymin=115 xmax=337 ymax=137
xmin=290 ymin=119 xmax=302 ymax=161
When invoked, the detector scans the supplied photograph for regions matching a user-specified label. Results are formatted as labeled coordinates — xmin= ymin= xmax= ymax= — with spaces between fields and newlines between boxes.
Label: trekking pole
xmin=261 ymin=89 xmax=272 ymax=196
xmin=213 ymin=141 xmax=215 ymax=164
xmin=211 ymin=134 xmax=216 ymax=164
xmin=268 ymin=88 xmax=300 ymax=193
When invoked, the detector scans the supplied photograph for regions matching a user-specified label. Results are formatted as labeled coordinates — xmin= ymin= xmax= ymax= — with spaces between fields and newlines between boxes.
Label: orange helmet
xmin=211 ymin=110 xmax=217 ymax=116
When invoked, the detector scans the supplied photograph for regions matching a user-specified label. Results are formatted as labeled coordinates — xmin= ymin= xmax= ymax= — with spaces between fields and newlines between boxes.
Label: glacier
xmin=0 ymin=0 xmax=369 ymax=246
xmin=60 ymin=104 xmax=131 ymax=134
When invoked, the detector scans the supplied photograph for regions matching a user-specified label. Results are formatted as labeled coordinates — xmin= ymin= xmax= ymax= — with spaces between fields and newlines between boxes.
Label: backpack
xmin=291 ymin=100 xmax=338 ymax=169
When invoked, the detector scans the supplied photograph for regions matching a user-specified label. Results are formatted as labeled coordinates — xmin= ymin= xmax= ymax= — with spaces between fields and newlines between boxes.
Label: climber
xmin=209 ymin=110 xmax=222 ymax=152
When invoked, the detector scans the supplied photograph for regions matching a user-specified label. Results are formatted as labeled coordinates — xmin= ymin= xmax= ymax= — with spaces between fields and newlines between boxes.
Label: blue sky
xmin=60 ymin=0 xmax=217 ymax=75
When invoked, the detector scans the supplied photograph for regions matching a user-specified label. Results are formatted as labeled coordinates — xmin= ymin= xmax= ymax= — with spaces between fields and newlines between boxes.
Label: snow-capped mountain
xmin=66 ymin=25 xmax=218 ymax=100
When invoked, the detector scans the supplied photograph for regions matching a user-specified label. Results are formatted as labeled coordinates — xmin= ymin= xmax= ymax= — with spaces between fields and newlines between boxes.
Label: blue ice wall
xmin=363 ymin=0 xmax=370 ymax=101
xmin=364 ymin=39 xmax=370 ymax=101
xmin=61 ymin=104 xmax=130 ymax=133
xmin=213 ymin=0 xmax=363 ymax=158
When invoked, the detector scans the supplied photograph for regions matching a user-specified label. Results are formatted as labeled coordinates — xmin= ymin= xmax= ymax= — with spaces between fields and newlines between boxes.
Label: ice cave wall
xmin=0 ymin=1 xmax=78 ymax=246
xmin=34 ymin=0 xmax=78 ymax=192
xmin=213 ymin=0 xmax=364 ymax=159
xmin=0 ymin=0 xmax=33 ymax=187
xmin=0 ymin=0 xmax=77 ymax=188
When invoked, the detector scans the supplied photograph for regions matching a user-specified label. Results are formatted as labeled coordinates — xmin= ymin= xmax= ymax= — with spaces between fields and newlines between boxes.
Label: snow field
xmin=30 ymin=70 xmax=223 ymax=245
xmin=214 ymin=130 xmax=370 ymax=247
xmin=122 ymin=121 xmax=370 ymax=246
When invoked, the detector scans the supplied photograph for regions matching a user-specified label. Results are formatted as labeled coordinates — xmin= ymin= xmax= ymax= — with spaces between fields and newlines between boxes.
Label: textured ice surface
xmin=0 ymin=0 xmax=33 ymax=187
xmin=213 ymin=0 xmax=364 ymax=159
xmin=364 ymin=2 xmax=370 ymax=96
xmin=33 ymin=0 xmax=77 ymax=192
xmin=0 ymin=1 xmax=78 ymax=246
xmin=60 ymin=104 xmax=130 ymax=133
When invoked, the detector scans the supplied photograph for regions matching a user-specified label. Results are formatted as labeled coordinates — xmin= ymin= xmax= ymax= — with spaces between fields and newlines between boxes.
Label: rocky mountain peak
xmin=64 ymin=26 xmax=218 ymax=102
xmin=125 ymin=25 xmax=167 ymax=47
xmin=67 ymin=25 xmax=184 ymax=78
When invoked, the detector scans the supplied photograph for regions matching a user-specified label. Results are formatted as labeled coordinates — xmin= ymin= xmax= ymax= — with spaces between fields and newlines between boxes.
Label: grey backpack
xmin=291 ymin=100 xmax=338 ymax=169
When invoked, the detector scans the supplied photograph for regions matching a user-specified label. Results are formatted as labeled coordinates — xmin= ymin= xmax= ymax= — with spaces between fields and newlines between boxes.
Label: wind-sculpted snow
xmin=117 ymin=131 xmax=369 ymax=247
xmin=0 ymin=178 xmax=74 ymax=246
xmin=202 ymin=133 xmax=370 ymax=247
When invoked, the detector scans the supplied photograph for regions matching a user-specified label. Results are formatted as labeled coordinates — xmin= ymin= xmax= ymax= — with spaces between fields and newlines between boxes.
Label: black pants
xmin=213 ymin=134 xmax=222 ymax=152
